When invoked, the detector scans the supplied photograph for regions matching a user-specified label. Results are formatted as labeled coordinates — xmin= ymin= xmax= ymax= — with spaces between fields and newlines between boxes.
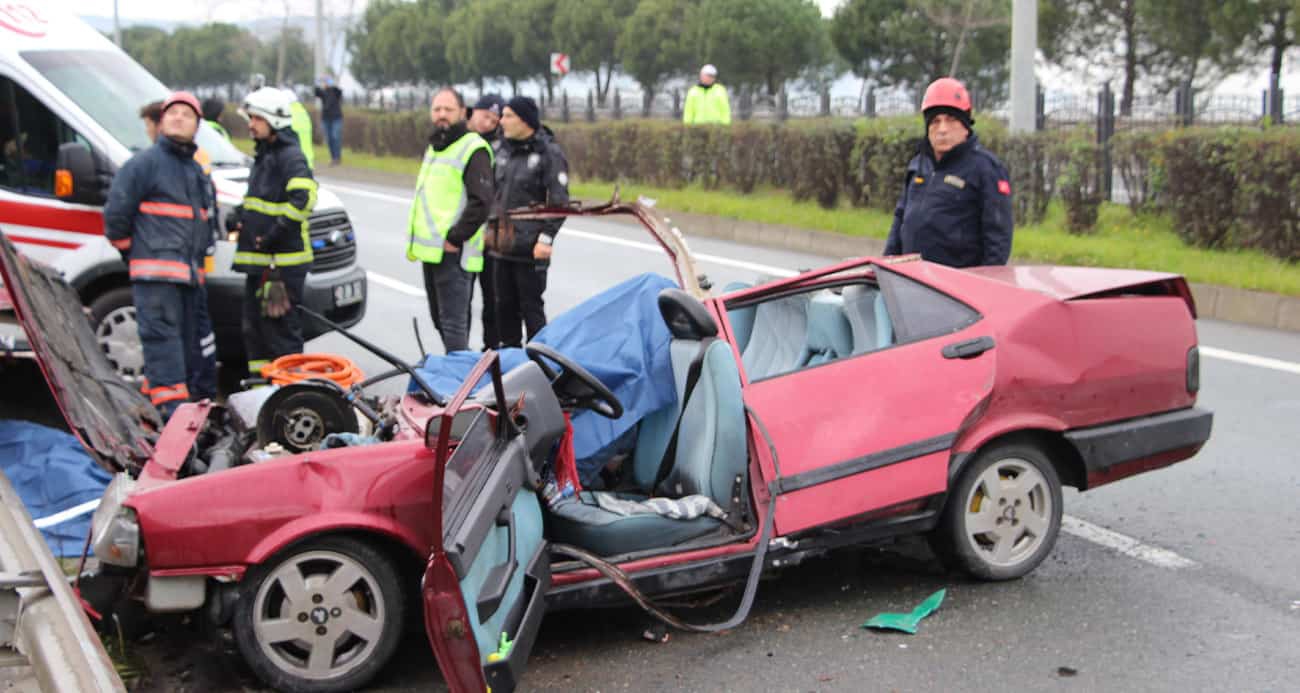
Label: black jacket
xmin=231 ymin=128 xmax=316 ymax=272
xmin=428 ymin=122 xmax=495 ymax=247
xmin=884 ymin=134 xmax=1013 ymax=268
xmin=490 ymin=126 xmax=569 ymax=261
xmin=104 ymin=136 xmax=216 ymax=284
xmin=314 ymin=86 xmax=343 ymax=120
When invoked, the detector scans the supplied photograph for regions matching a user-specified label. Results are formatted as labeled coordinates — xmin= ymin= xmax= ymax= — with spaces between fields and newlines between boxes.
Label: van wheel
xmin=88 ymin=287 xmax=145 ymax=384
xmin=929 ymin=443 xmax=1063 ymax=581
xmin=233 ymin=536 xmax=405 ymax=693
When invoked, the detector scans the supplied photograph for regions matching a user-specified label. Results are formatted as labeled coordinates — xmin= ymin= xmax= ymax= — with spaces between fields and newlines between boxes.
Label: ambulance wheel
xmin=233 ymin=536 xmax=405 ymax=693
xmin=89 ymin=287 xmax=145 ymax=385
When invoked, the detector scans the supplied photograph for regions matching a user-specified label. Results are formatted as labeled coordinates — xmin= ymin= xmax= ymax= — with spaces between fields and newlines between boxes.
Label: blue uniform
xmin=884 ymin=134 xmax=1013 ymax=268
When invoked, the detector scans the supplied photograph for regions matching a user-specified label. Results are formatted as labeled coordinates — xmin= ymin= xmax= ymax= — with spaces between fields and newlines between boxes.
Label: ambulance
xmin=0 ymin=3 xmax=366 ymax=379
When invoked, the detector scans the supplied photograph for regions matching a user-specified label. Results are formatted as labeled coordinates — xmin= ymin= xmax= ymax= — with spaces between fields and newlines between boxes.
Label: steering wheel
xmin=524 ymin=343 xmax=624 ymax=419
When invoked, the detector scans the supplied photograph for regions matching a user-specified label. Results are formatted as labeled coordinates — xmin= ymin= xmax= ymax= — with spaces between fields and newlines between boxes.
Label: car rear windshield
xmin=19 ymin=49 xmax=247 ymax=167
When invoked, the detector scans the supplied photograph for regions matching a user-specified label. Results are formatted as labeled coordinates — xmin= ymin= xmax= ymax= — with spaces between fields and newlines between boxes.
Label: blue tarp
xmin=0 ymin=420 xmax=110 ymax=557
xmin=411 ymin=273 xmax=678 ymax=480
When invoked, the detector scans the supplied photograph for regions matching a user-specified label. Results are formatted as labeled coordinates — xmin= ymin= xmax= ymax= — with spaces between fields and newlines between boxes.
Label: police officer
xmin=467 ymin=93 xmax=505 ymax=350
xmin=408 ymin=88 xmax=494 ymax=353
xmin=490 ymin=96 xmax=568 ymax=348
xmin=105 ymin=91 xmax=217 ymax=418
xmin=885 ymin=77 xmax=1013 ymax=267
xmin=229 ymin=87 xmax=319 ymax=375
xmin=682 ymin=64 xmax=731 ymax=125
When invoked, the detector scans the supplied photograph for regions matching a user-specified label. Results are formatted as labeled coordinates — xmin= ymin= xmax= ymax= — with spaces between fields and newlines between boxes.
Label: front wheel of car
xmin=233 ymin=536 xmax=406 ymax=693
xmin=929 ymin=443 xmax=1063 ymax=581
xmin=88 ymin=287 xmax=145 ymax=385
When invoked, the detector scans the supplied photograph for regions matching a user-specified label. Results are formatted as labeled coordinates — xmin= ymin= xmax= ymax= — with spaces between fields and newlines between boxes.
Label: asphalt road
xmin=135 ymin=176 xmax=1299 ymax=692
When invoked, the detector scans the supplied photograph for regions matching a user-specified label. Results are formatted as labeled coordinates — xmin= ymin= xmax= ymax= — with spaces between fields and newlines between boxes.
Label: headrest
xmin=806 ymin=293 xmax=854 ymax=357
xmin=658 ymin=288 xmax=718 ymax=340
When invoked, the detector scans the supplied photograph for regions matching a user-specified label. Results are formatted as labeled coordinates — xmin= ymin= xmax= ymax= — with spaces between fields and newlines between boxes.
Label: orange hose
xmin=259 ymin=353 xmax=365 ymax=388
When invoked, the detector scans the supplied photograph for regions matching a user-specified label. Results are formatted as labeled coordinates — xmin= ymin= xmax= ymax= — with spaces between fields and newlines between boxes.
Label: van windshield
xmin=19 ymin=49 xmax=249 ymax=167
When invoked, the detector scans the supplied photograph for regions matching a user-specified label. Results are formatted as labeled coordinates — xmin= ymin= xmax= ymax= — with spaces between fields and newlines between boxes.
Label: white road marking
xmin=1199 ymin=346 xmax=1300 ymax=376
xmin=366 ymin=270 xmax=425 ymax=298
xmin=1060 ymin=515 xmax=1197 ymax=569
xmin=32 ymin=498 xmax=101 ymax=529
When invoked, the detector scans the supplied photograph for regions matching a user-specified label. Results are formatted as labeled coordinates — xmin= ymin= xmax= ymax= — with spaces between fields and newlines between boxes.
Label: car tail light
xmin=1187 ymin=346 xmax=1200 ymax=394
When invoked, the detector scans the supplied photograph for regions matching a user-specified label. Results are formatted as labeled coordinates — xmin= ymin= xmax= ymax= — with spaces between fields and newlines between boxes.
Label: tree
xmin=553 ymin=0 xmax=637 ymax=104
xmin=120 ymin=26 xmax=171 ymax=82
xmin=1142 ymin=0 xmax=1257 ymax=93
xmin=445 ymin=0 xmax=521 ymax=90
xmin=831 ymin=0 xmax=1011 ymax=104
xmin=399 ymin=1 xmax=454 ymax=85
xmin=616 ymin=0 xmax=694 ymax=96
xmin=259 ymin=26 xmax=314 ymax=86
xmin=914 ymin=0 xmax=1009 ymax=75
xmin=1246 ymin=0 xmax=1297 ymax=87
xmin=510 ymin=0 xmax=561 ymax=99
xmin=347 ymin=0 xmax=407 ymax=87
xmin=684 ymin=0 xmax=827 ymax=95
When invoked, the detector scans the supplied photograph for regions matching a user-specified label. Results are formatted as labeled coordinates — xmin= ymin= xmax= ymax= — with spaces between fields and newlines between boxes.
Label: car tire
xmin=233 ymin=536 xmax=406 ymax=693
xmin=88 ymin=286 xmax=145 ymax=384
xmin=929 ymin=442 xmax=1063 ymax=581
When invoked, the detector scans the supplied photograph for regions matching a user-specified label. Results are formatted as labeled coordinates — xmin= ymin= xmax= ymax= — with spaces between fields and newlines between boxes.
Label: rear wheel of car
xmin=88 ymin=287 xmax=145 ymax=385
xmin=930 ymin=443 xmax=1063 ymax=581
xmin=233 ymin=536 xmax=406 ymax=693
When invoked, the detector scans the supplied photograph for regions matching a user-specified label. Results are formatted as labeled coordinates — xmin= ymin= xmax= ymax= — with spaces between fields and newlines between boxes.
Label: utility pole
xmin=1009 ymin=0 xmax=1037 ymax=132
xmin=113 ymin=0 xmax=122 ymax=47
xmin=314 ymin=0 xmax=325 ymax=79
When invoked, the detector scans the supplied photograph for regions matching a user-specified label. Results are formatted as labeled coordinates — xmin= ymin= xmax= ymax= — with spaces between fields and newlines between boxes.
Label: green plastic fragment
xmin=496 ymin=631 xmax=514 ymax=658
xmin=862 ymin=589 xmax=946 ymax=634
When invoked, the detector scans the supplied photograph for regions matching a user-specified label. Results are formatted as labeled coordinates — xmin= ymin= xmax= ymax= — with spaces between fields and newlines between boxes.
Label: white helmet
xmin=239 ymin=87 xmax=294 ymax=130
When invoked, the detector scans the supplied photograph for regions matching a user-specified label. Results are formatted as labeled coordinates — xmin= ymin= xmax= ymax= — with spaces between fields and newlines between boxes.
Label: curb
xmin=317 ymin=168 xmax=1299 ymax=334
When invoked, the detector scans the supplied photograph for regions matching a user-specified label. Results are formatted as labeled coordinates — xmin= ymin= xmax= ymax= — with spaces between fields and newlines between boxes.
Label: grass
xmin=233 ymin=139 xmax=1300 ymax=295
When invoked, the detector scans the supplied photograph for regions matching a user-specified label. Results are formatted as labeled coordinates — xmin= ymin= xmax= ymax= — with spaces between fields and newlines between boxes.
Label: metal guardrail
xmin=0 ymin=470 xmax=124 ymax=692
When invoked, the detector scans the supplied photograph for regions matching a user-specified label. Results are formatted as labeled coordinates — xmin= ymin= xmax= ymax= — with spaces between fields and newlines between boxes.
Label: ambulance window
xmin=0 ymin=77 xmax=90 ymax=197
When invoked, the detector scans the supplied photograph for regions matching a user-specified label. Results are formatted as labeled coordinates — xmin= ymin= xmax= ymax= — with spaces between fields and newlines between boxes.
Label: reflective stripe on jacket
xmin=407 ymin=131 xmax=492 ymax=272
xmin=103 ymin=136 xmax=217 ymax=284
xmin=232 ymin=128 xmax=318 ymax=272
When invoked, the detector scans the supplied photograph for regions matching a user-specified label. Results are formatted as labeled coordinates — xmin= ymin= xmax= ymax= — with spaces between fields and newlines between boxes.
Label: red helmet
xmin=162 ymin=91 xmax=202 ymax=119
xmin=921 ymin=77 xmax=971 ymax=113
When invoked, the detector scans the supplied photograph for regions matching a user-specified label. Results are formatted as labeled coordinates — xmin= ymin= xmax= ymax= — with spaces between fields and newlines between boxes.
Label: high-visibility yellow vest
xmin=290 ymin=101 xmax=315 ymax=170
xmin=406 ymin=131 xmax=491 ymax=273
xmin=683 ymin=84 xmax=732 ymax=125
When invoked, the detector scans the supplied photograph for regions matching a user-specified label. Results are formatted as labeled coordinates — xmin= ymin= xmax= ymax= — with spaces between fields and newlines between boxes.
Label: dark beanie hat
xmin=506 ymin=96 xmax=541 ymax=131
xmin=923 ymin=105 xmax=974 ymax=132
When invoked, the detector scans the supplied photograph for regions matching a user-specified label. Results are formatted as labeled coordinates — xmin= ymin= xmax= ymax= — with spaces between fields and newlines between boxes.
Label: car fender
xmin=949 ymin=412 xmax=1072 ymax=483
xmin=50 ymin=235 xmax=124 ymax=295
xmin=244 ymin=511 xmax=428 ymax=567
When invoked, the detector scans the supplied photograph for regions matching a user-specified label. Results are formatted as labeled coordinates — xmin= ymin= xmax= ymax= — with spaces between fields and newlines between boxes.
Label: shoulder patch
xmin=997 ymin=179 xmax=1011 ymax=195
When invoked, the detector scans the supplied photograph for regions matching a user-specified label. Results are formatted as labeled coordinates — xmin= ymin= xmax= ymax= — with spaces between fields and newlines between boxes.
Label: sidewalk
xmin=317 ymin=166 xmax=1300 ymax=333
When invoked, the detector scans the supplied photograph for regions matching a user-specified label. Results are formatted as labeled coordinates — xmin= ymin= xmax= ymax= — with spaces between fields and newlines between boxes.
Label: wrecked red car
xmin=0 ymin=201 xmax=1212 ymax=693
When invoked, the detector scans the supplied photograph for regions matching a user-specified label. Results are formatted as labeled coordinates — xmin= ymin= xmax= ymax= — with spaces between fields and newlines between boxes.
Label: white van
xmin=0 ymin=3 xmax=366 ymax=379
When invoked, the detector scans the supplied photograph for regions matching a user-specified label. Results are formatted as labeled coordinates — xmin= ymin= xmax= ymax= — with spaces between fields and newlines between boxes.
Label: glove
xmin=257 ymin=268 xmax=292 ymax=318
xmin=224 ymin=207 xmax=242 ymax=232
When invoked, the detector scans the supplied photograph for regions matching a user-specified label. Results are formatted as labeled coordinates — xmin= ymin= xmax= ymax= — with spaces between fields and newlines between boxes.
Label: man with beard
xmin=407 ymin=87 xmax=494 ymax=353
xmin=104 ymin=92 xmax=218 ymax=418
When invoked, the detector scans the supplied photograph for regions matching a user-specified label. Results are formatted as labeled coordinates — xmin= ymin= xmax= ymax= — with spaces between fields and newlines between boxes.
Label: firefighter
xmin=884 ymin=76 xmax=1013 ymax=268
xmin=682 ymin=64 xmax=731 ymax=125
xmin=489 ymin=96 xmax=569 ymax=347
xmin=105 ymin=91 xmax=217 ymax=418
xmin=407 ymin=87 xmax=494 ymax=354
xmin=228 ymin=87 xmax=319 ymax=376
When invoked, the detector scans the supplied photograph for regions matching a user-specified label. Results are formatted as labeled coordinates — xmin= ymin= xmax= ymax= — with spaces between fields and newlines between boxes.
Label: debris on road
xmin=862 ymin=589 xmax=946 ymax=634
xmin=1058 ymin=666 xmax=1079 ymax=677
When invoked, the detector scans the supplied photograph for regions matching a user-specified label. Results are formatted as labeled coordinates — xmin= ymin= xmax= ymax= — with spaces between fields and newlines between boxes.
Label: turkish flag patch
xmin=997 ymin=179 xmax=1011 ymax=195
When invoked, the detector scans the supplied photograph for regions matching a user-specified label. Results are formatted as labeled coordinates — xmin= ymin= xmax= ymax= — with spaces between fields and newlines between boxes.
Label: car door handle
xmin=942 ymin=336 xmax=995 ymax=360
xmin=475 ymin=506 xmax=518 ymax=623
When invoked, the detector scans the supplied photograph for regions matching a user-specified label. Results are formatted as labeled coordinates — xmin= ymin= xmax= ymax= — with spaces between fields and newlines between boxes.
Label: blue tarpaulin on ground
xmin=0 ymin=419 xmax=110 ymax=557
xmin=411 ymin=273 xmax=678 ymax=481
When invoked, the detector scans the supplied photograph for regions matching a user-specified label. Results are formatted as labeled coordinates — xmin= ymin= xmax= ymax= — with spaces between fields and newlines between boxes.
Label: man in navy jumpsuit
xmin=885 ymin=77 xmax=1013 ymax=267
xmin=105 ymin=92 xmax=217 ymax=418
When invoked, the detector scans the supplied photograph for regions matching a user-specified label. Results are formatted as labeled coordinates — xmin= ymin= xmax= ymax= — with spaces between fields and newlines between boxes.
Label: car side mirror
xmin=55 ymin=142 xmax=110 ymax=205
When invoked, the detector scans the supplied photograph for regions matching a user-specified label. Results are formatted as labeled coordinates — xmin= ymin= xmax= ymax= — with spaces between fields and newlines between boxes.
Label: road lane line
xmin=366 ymin=271 xmax=425 ymax=297
xmin=1061 ymin=515 xmax=1197 ymax=569
xmin=329 ymin=183 xmax=1300 ymax=376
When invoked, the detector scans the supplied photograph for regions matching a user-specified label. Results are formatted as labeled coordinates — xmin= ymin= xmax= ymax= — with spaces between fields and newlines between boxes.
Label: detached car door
xmin=422 ymin=364 xmax=550 ymax=693
xmin=736 ymin=264 xmax=996 ymax=535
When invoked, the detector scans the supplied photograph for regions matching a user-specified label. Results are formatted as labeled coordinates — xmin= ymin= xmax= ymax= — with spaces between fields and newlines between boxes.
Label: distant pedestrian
xmin=884 ymin=77 xmax=1013 ymax=268
xmin=407 ymin=88 xmax=494 ymax=353
xmin=315 ymin=75 xmax=344 ymax=166
xmin=467 ymin=93 xmax=505 ymax=350
xmin=683 ymin=64 xmax=731 ymax=125
xmin=490 ymin=96 xmax=569 ymax=347
xmin=106 ymin=92 xmax=219 ymax=418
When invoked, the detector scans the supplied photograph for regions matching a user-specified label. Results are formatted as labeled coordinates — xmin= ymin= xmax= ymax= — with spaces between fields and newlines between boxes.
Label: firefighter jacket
xmin=231 ymin=128 xmax=318 ymax=272
xmin=884 ymin=134 xmax=1014 ymax=268
xmin=683 ymin=83 xmax=732 ymax=125
xmin=104 ymin=135 xmax=217 ymax=284
xmin=406 ymin=123 xmax=494 ymax=272
xmin=489 ymin=126 xmax=569 ymax=262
